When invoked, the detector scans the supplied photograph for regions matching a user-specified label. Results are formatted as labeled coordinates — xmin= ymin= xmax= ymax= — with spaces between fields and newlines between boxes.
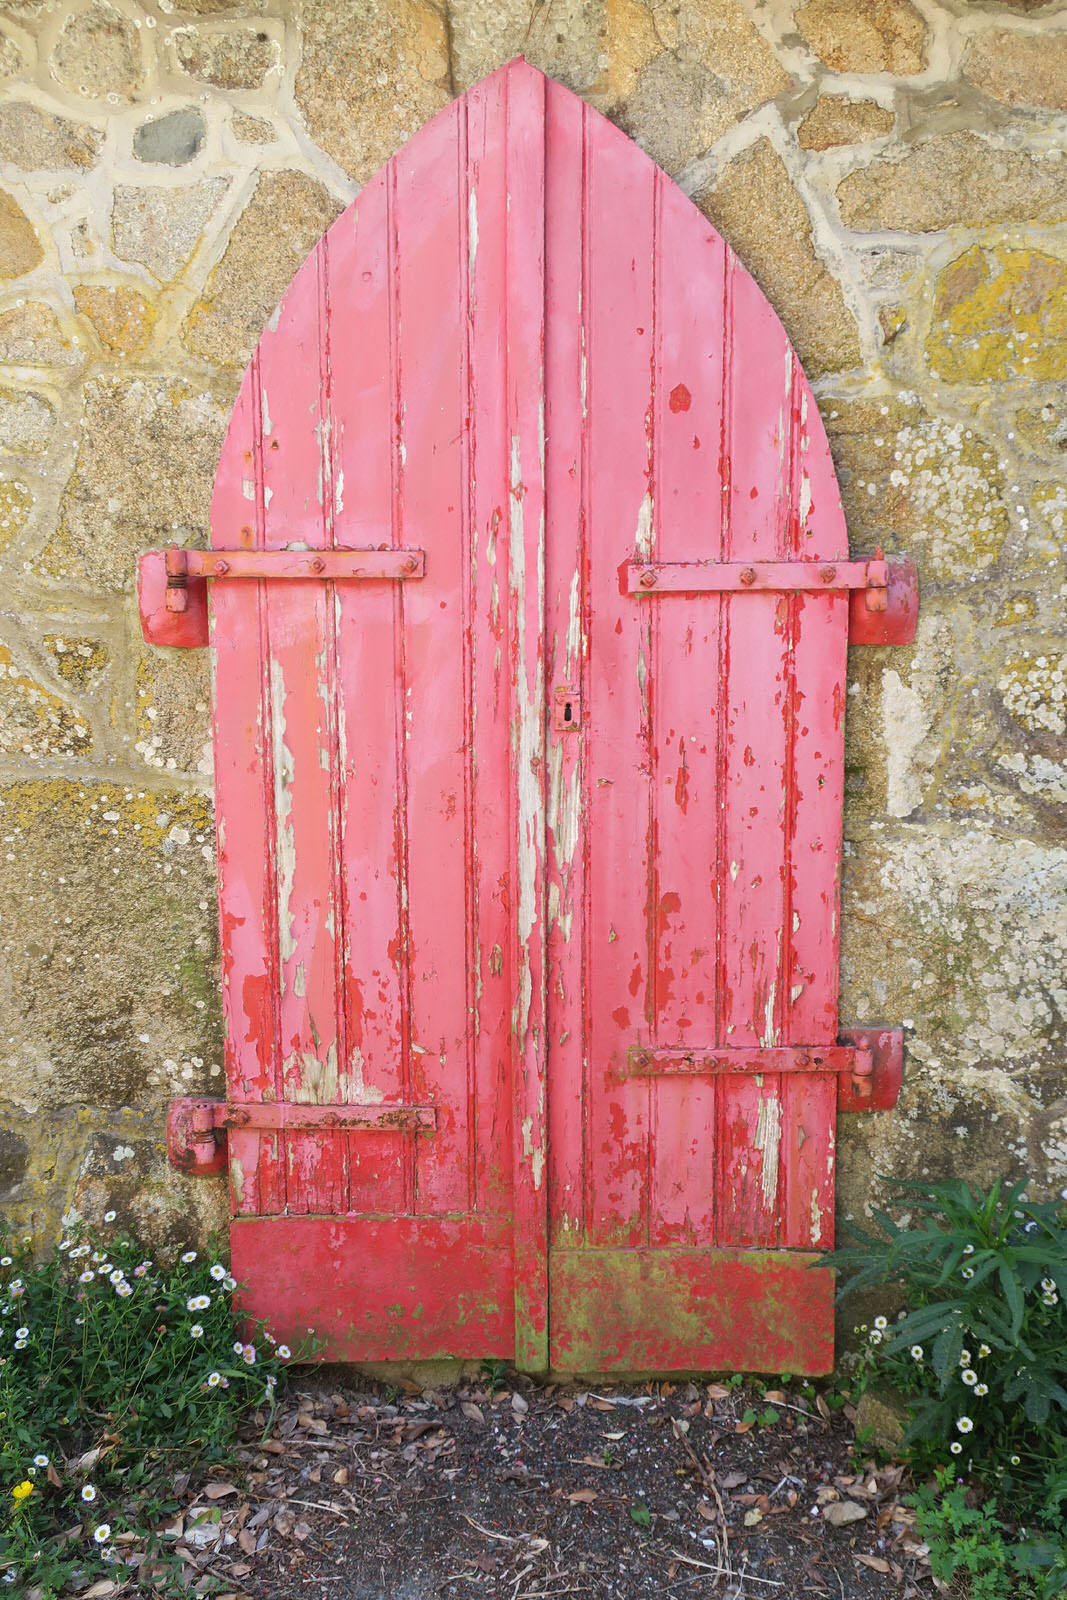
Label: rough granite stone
xmin=797 ymin=95 xmax=894 ymax=150
xmin=294 ymin=0 xmax=450 ymax=184
xmin=695 ymin=139 xmax=860 ymax=377
xmin=795 ymin=0 xmax=928 ymax=75
xmin=135 ymin=648 xmax=212 ymax=777
xmin=73 ymin=283 xmax=157 ymax=355
xmin=182 ymin=169 xmax=341 ymax=369
xmin=0 ymin=101 xmax=102 ymax=171
xmin=48 ymin=377 xmax=226 ymax=593
xmin=837 ymin=132 xmax=1067 ymax=232
xmin=111 ymin=177 xmax=228 ymax=283
xmin=0 ymin=302 xmax=80 ymax=367
xmin=927 ymin=246 xmax=1067 ymax=385
xmin=50 ymin=0 xmax=144 ymax=102
xmin=134 ymin=107 xmax=206 ymax=166
xmin=823 ymin=397 xmax=1010 ymax=581
xmin=229 ymin=110 xmax=275 ymax=143
xmin=620 ymin=0 xmax=790 ymax=172
xmin=963 ymin=27 xmax=1067 ymax=111
xmin=0 ymin=386 xmax=54 ymax=454
xmin=0 ymin=32 xmax=22 ymax=79
xmin=172 ymin=24 xmax=278 ymax=91
xmin=0 ymin=189 xmax=43 ymax=279
xmin=0 ymin=780 xmax=222 ymax=1116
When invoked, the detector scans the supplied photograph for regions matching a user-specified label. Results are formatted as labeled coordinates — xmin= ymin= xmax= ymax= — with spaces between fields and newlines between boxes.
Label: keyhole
xmin=563 ymin=702 xmax=573 ymax=724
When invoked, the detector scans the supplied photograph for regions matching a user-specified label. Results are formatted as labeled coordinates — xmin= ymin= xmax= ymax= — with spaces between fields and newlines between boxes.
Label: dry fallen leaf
xmin=511 ymin=1392 xmax=529 ymax=1415
xmin=332 ymin=1466 xmax=349 ymax=1485
xmin=717 ymin=1471 xmax=748 ymax=1490
xmin=743 ymin=1508 xmax=764 ymax=1527
xmin=461 ymin=1402 xmax=486 ymax=1425
xmin=567 ymin=1488 xmax=598 ymax=1504
xmin=822 ymin=1501 xmax=868 ymax=1526
xmin=706 ymin=1384 xmax=731 ymax=1400
xmin=855 ymin=1554 xmax=891 ymax=1573
xmin=815 ymin=1394 xmax=831 ymax=1422
xmin=204 ymin=1482 xmax=240 ymax=1499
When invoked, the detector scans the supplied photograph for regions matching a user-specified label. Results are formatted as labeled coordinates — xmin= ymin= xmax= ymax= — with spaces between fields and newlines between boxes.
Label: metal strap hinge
xmin=166 ymin=1096 xmax=436 ymax=1177
xmin=163 ymin=547 xmax=426 ymax=613
xmin=620 ymin=1028 xmax=903 ymax=1112
xmin=626 ymin=551 xmax=889 ymax=608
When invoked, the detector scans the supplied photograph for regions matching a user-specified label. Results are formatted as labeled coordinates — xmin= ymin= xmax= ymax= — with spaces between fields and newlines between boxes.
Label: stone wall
xmin=1 ymin=0 xmax=1065 ymax=1248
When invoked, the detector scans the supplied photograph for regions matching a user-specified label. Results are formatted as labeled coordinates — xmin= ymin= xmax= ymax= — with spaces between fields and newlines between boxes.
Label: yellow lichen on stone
xmin=927 ymin=246 xmax=1067 ymax=385
xmin=998 ymin=652 xmax=1067 ymax=736
xmin=0 ymin=477 xmax=32 ymax=551
xmin=993 ymin=594 xmax=1038 ymax=628
xmin=797 ymin=95 xmax=894 ymax=151
xmin=0 ymin=643 xmax=92 ymax=758
xmin=0 ymin=188 xmax=43 ymax=280
xmin=73 ymin=283 xmax=157 ymax=355
xmin=43 ymin=635 xmax=109 ymax=689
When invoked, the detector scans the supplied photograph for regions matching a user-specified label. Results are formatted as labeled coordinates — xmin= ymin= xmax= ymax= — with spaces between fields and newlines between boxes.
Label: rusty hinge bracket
xmin=166 ymin=1096 xmax=437 ymax=1177
xmin=620 ymin=1028 xmax=903 ymax=1111
xmin=139 ymin=547 xmax=426 ymax=648
xmin=626 ymin=550 xmax=917 ymax=647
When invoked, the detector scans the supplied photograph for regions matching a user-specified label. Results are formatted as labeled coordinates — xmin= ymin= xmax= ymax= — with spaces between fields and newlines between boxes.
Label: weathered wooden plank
xmin=466 ymin=74 xmax=515 ymax=1223
xmin=505 ymin=60 xmax=549 ymax=1371
xmin=583 ymin=111 xmax=656 ymax=1252
xmin=326 ymin=174 xmax=410 ymax=1216
xmin=647 ymin=177 xmax=727 ymax=1249
xmin=544 ymin=81 xmax=588 ymax=1250
xmin=210 ymin=363 xmax=282 ymax=1218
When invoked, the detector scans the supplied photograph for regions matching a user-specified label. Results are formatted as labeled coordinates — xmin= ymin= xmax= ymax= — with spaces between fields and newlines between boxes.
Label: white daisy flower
xmin=277 ymin=1345 xmax=291 ymax=1361
xmin=108 ymin=1269 xmax=124 ymax=1285
xmin=91 ymin=1252 xmax=105 ymax=1264
xmin=242 ymin=1344 xmax=256 ymax=1365
xmin=103 ymin=1212 xmax=116 ymax=1223
xmin=962 ymin=1369 xmax=978 ymax=1386
xmin=210 ymin=1265 xmax=226 ymax=1281
xmin=190 ymin=1324 xmax=204 ymax=1338
xmin=115 ymin=1283 xmax=132 ymax=1298
xmin=232 ymin=1341 xmax=244 ymax=1355
xmin=1042 ymin=1278 xmax=1056 ymax=1294
xmin=959 ymin=1352 xmax=972 ymax=1367
xmin=33 ymin=1455 xmax=48 ymax=1468
xmin=956 ymin=1416 xmax=974 ymax=1434
xmin=207 ymin=1371 xmax=222 ymax=1388
xmin=978 ymin=1344 xmax=991 ymax=1358
xmin=868 ymin=1329 xmax=883 ymax=1344
xmin=962 ymin=1244 xmax=974 ymax=1256
xmin=81 ymin=1485 xmax=97 ymax=1503
xmin=950 ymin=1441 xmax=963 ymax=1455
xmin=223 ymin=1275 xmax=236 ymax=1291
xmin=133 ymin=1265 xmax=148 ymax=1278
xmin=0 ymin=1257 xmax=9 ymax=1267
xmin=873 ymin=1316 xmax=888 ymax=1330
xmin=180 ymin=1251 xmax=197 ymax=1264
xmin=911 ymin=1345 xmax=923 ymax=1361
xmin=1011 ymin=1454 xmax=1021 ymax=1466
xmin=78 ymin=1271 xmax=94 ymax=1285
xmin=186 ymin=1295 xmax=210 ymax=1312
xmin=93 ymin=1524 xmax=111 ymax=1544
xmin=975 ymin=1383 xmax=989 ymax=1396
xmin=962 ymin=1267 xmax=975 ymax=1279
xmin=14 ymin=1327 xmax=28 ymax=1340
xmin=13 ymin=1338 xmax=26 ymax=1349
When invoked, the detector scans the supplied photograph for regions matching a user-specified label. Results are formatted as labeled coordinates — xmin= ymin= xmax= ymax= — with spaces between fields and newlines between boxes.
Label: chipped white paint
xmin=754 ymin=1094 xmax=781 ymax=1208
xmin=882 ymin=666 xmax=931 ymax=818
xmin=634 ymin=490 xmax=654 ymax=557
xmin=468 ymin=188 xmax=479 ymax=274
xmin=269 ymin=657 xmax=297 ymax=964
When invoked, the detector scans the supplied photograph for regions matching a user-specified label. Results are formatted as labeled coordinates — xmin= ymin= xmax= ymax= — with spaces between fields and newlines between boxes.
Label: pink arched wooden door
xmin=144 ymin=59 xmax=911 ymax=1373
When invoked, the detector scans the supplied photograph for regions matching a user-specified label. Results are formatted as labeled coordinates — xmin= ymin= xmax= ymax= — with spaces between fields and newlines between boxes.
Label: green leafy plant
xmin=829 ymin=1176 xmax=1067 ymax=1596
xmin=911 ymin=1467 xmax=1014 ymax=1600
xmin=0 ymin=1218 xmax=295 ymax=1594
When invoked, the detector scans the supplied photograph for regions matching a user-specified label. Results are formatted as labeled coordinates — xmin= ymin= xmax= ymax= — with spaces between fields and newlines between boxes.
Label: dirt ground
xmin=125 ymin=1372 xmax=934 ymax=1600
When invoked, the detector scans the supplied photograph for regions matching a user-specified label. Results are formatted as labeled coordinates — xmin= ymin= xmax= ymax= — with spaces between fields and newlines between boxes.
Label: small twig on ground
xmin=461 ymin=1511 xmax=520 ymax=1543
